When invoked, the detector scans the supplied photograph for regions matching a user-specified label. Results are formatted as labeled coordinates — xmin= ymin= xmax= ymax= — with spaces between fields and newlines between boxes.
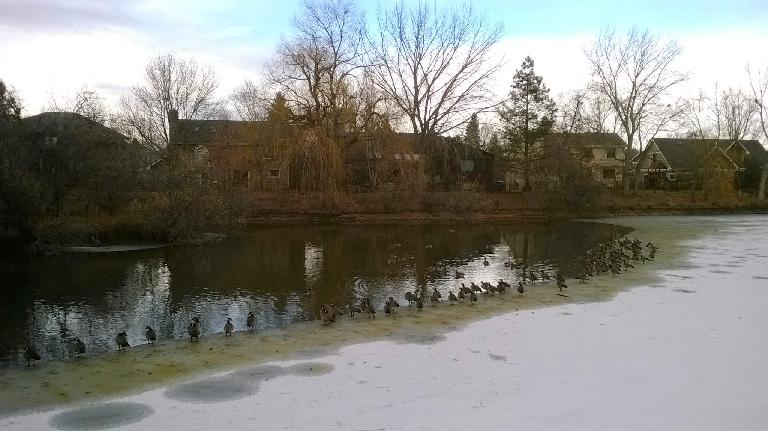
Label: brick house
xmin=168 ymin=110 xmax=290 ymax=192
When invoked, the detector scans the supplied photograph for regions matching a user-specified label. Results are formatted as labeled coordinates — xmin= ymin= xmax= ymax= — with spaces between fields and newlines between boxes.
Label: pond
xmin=0 ymin=221 xmax=630 ymax=366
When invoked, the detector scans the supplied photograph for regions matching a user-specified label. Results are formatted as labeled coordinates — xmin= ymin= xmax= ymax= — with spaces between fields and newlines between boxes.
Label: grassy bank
xmin=0 ymin=215 xmax=716 ymax=416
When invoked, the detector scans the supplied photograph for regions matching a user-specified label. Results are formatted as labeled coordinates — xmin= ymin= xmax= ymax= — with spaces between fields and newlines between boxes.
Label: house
xmin=633 ymin=138 xmax=768 ymax=190
xmin=168 ymin=110 xmax=290 ymax=192
xmin=344 ymin=132 xmax=497 ymax=191
xmin=343 ymin=132 xmax=428 ymax=191
xmin=540 ymin=132 xmax=627 ymax=189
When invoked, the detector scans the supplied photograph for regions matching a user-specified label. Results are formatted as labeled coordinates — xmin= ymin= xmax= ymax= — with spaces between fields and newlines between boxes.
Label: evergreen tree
xmin=464 ymin=113 xmax=481 ymax=148
xmin=499 ymin=56 xmax=556 ymax=191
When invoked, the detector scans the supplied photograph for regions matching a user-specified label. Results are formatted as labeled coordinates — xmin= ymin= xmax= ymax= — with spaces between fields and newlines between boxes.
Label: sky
xmin=1 ymin=0 xmax=767 ymax=115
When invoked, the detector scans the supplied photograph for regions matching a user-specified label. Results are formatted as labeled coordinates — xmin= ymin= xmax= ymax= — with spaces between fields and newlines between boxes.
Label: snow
xmin=2 ymin=215 xmax=768 ymax=430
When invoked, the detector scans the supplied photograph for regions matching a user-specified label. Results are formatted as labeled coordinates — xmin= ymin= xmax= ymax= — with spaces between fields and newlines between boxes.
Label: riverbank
xmin=0 ymin=215 xmax=714 ymax=418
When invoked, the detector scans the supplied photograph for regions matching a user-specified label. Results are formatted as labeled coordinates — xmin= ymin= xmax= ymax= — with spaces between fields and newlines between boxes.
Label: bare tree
xmin=117 ymin=53 xmax=221 ymax=155
xmin=368 ymin=1 xmax=503 ymax=142
xmin=269 ymin=0 xmax=366 ymax=135
xmin=585 ymin=28 xmax=688 ymax=192
xmin=47 ymin=86 xmax=110 ymax=124
xmin=747 ymin=64 xmax=768 ymax=199
xmin=230 ymin=80 xmax=272 ymax=121
xmin=680 ymin=85 xmax=758 ymax=140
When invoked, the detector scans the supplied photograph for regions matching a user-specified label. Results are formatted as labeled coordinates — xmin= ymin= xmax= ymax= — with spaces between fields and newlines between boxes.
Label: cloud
xmin=0 ymin=0 xmax=136 ymax=32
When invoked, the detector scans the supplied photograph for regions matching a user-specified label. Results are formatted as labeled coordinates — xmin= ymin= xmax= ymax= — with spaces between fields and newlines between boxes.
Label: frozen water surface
xmin=1 ymin=215 xmax=767 ymax=430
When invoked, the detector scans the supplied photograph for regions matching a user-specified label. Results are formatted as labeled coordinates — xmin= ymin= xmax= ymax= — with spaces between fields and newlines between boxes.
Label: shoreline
xmin=0 ymin=215 xmax=713 ymax=417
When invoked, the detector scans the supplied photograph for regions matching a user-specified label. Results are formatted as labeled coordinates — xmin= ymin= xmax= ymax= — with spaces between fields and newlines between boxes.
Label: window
xmin=606 ymin=148 xmax=616 ymax=158
xmin=269 ymin=169 xmax=280 ymax=178
xmin=405 ymin=153 xmax=412 ymax=160
xmin=602 ymin=168 xmax=615 ymax=180
xmin=394 ymin=153 xmax=401 ymax=160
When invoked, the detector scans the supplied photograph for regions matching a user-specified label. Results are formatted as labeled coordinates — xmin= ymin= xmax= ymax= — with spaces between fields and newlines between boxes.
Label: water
xmin=0 ymin=221 xmax=629 ymax=366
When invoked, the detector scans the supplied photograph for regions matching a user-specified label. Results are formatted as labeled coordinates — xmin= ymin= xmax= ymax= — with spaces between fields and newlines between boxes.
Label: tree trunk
xmin=759 ymin=162 xmax=768 ymax=200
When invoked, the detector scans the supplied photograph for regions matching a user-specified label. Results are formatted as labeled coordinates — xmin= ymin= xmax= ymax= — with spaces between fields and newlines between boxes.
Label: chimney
xmin=168 ymin=109 xmax=179 ymax=145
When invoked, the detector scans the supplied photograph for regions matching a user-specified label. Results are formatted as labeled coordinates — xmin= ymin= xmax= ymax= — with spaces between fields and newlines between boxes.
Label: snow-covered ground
xmin=3 ymin=215 xmax=767 ymax=430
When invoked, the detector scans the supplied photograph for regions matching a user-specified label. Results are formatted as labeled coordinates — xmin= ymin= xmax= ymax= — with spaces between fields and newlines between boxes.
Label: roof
xmin=172 ymin=119 xmax=272 ymax=145
xmin=647 ymin=138 xmax=749 ymax=170
xmin=735 ymin=139 xmax=768 ymax=164
xmin=22 ymin=112 xmax=128 ymax=143
xmin=542 ymin=132 xmax=626 ymax=148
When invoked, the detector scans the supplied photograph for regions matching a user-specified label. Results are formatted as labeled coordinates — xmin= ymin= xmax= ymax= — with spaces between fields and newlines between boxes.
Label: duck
xmin=416 ymin=297 xmax=424 ymax=311
xmin=470 ymin=282 xmax=482 ymax=293
xmin=529 ymin=271 xmax=538 ymax=282
xmin=496 ymin=281 xmax=506 ymax=294
xmin=483 ymin=257 xmax=489 ymax=266
xmin=224 ymin=318 xmax=235 ymax=336
xmin=469 ymin=291 xmax=478 ymax=304
xmin=455 ymin=270 xmax=465 ymax=279
xmin=348 ymin=302 xmax=362 ymax=318
xmin=364 ymin=298 xmax=376 ymax=319
xmin=460 ymin=283 xmax=472 ymax=295
xmin=320 ymin=305 xmax=334 ymax=326
xmin=517 ymin=282 xmax=525 ymax=296
xmin=145 ymin=326 xmax=157 ymax=343
xmin=246 ymin=312 xmax=256 ymax=331
xmin=458 ymin=289 xmax=466 ymax=301
xmin=116 ymin=332 xmax=130 ymax=350
xmin=557 ymin=279 xmax=568 ymax=291
xmin=188 ymin=317 xmax=201 ymax=342
xmin=448 ymin=291 xmax=458 ymax=304
xmin=556 ymin=272 xmax=565 ymax=283
xmin=431 ymin=288 xmax=441 ymax=303
xmin=404 ymin=291 xmax=417 ymax=306
xmin=24 ymin=346 xmax=41 ymax=367
xmin=73 ymin=337 xmax=86 ymax=357
xmin=386 ymin=297 xmax=400 ymax=312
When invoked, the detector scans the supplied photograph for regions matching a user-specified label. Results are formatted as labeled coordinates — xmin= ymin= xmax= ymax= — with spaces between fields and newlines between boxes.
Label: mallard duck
xmin=224 ymin=318 xmax=235 ymax=336
xmin=246 ymin=312 xmax=256 ymax=331
xmin=116 ymin=332 xmax=130 ymax=350
xmin=483 ymin=257 xmax=489 ymax=266
xmin=448 ymin=291 xmax=458 ymax=304
xmin=517 ymin=282 xmax=525 ymax=296
xmin=24 ymin=346 xmax=41 ymax=366
xmin=145 ymin=326 xmax=157 ymax=343
xmin=188 ymin=317 xmax=200 ymax=342
xmin=73 ymin=337 xmax=86 ymax=357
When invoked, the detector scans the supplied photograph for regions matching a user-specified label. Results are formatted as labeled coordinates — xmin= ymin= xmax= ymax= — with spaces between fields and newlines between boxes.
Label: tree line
xmin=2 ymin=0 xmax=768 ymax=242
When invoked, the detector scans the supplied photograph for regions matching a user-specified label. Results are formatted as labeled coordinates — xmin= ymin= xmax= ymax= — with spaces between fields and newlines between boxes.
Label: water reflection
xmin=0 ymin=221 xmax=629 ymax=365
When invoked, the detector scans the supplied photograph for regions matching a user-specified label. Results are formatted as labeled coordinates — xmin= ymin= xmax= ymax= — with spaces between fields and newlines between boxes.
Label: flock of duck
xmin=21 ymin=237 xmax=657 ymax=367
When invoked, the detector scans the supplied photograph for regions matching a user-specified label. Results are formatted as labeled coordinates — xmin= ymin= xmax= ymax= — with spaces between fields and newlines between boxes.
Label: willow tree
xmin=499 ymin=56 xmax=556 ymax=192
xmin=268 ymin=0 xmax=367 ymax=191
xmin=585 ymin=28 xmax=687 ymax=192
